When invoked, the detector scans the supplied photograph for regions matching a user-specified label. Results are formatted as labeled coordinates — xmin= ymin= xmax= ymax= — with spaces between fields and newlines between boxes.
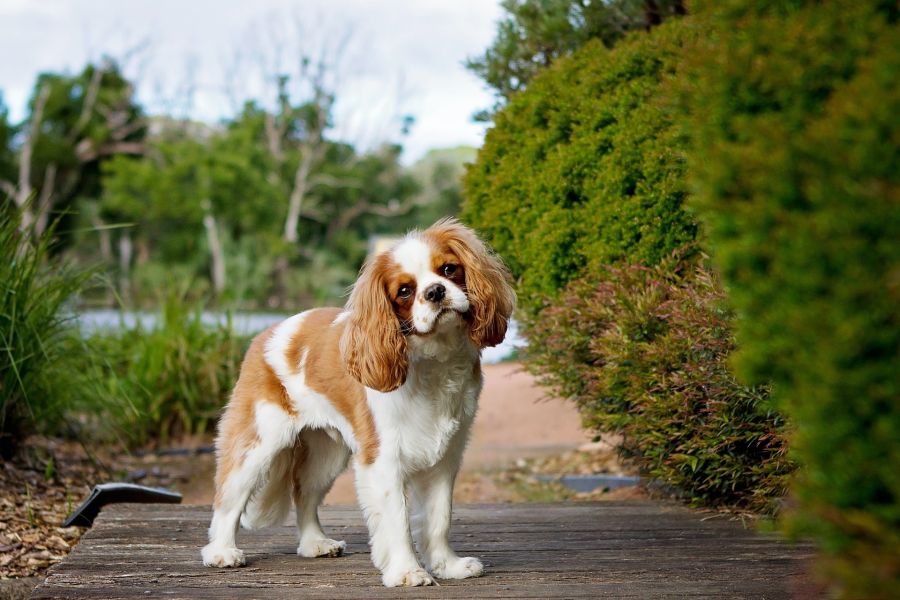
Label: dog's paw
xmin=201 ymin=544 xmax=245 ymax=568
xmin=297 ymin=537 xmax=346 ymax=558
xmin=432 ymin=556 xmax=484 ymax=580
xmin=382 ymin=566 xmax=435 ymax=587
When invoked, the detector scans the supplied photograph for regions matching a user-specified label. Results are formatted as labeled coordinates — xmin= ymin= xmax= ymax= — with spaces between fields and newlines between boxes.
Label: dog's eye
xmin=442 ymin=264 xmax=458 ymax=278
xmin=398 ymin=285 xmax=413 ymax=299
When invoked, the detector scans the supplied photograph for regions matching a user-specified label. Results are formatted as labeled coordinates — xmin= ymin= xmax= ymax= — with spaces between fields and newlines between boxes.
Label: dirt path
xmin=179 ymin=362 xmax=590 ymax=505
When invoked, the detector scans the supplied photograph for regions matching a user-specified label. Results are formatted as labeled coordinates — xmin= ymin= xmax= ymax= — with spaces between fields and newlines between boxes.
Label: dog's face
xmin=340 ymin=218 xmax=515 ymax=392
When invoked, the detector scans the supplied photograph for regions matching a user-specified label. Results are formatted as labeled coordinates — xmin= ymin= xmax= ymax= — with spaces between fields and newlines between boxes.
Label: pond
xmin=77 ymin=310 xmax=526 ymax=365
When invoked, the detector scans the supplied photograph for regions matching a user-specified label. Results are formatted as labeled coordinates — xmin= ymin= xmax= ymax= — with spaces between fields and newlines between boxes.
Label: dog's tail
xmin=240 ymin=447 xmax=294 ymax=530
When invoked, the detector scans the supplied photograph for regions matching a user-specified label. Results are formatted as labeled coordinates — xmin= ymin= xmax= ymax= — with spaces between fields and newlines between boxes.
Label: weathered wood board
xmin=31 ymin=502 xmax=815 ymax=599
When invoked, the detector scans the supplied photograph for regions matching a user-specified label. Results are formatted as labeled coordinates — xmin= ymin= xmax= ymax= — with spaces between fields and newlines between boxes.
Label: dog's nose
xmin=424 ymin=283 xmax=446 ymax=303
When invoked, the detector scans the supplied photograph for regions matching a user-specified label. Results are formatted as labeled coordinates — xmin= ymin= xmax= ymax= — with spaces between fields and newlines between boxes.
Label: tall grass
xmin=0 ymin=211 xmax=93 ymax=457
xmin=87 ymin=292 xmax=248 ymax=447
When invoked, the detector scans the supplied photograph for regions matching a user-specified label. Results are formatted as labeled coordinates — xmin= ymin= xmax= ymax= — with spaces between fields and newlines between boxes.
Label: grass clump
xmin=87 ymin=293 xmax=248 ymax=447
xmin=0 ymin=210 xmax=94 ymax=458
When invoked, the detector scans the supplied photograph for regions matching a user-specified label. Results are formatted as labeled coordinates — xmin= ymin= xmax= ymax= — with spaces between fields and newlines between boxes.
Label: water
xmin=77 ymin=310 xmax=526 ymax=365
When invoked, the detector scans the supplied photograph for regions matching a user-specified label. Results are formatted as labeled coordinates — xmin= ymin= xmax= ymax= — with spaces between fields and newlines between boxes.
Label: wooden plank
xmin=31 ymin=502 xmax=812 ymax=599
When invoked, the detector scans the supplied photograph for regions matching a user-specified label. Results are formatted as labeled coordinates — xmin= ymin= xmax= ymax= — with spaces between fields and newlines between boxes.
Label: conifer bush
xmin=685 ymin=1 xmax=899 ymax=593
xmin=464 ymin=16 xmax=793 ymax=511
xmin=528 ymin=255 xmax=793 ymax=513
xmin=462 ymin=19 xmax=698 ymax=317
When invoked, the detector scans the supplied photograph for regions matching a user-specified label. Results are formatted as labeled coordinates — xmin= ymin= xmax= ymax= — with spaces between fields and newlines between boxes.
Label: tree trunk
xmin=283 ymin=149 xmax=314 ymax=244
xmin=118 ymin=232 xmax=133 ymax=303
xmin=15 ymin=84 xmax=51 ymax=234
xmin=33 ymin=163 xmax=57 ymax=237
xmin=202 ymin=200 xmax=226 ymax=296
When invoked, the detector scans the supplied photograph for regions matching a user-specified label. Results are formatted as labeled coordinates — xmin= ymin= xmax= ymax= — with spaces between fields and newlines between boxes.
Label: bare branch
xmin=308 ymin=173 xmax=363 ymax=189
xmin=75 ymin=140 xmax=145 ymax=163
xmin=33 ymin=163 xmax=58 ymax=237
xmin=0 ymin=179 xmax=15 ymax=199
xmin=17 ymin=83 xmax=51 ymax=211
xmin=69 ymin=63 xmax=105 ymax=143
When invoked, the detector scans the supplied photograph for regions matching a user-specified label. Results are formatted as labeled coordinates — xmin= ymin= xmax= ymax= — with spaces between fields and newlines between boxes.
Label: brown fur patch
xmin=213 ymin=310 xmax=383 ymax=508
xmin=422 ymin=219 xmax=515 ymax=348
xmin=429 ymin=249 xmax=465 ymax=287
xmin=285 ymin=308 xmax=380 ymax=464
xmin=213 ymin=328 xmax=281 ymax=506
xmin=341 ymin=253 xmax=410 ymax=392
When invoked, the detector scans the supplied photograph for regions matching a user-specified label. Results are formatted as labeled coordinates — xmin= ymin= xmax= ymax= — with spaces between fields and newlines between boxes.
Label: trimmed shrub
xmin=685 ymin=0 xmax=899 ymax=594
xmin=527 ymin=254 xmax=793 ymax=512
xmin=462 ymin=18 xmax=698 ymax=317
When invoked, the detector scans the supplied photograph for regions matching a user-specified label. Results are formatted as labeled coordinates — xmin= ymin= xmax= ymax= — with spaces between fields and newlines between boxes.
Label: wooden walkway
xmin=31 ymin=502 xmax=814 ymax=599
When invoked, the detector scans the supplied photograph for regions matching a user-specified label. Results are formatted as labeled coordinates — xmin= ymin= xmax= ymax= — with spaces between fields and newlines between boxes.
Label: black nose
xmin=424 ymin=283 xmax=446 ymax=303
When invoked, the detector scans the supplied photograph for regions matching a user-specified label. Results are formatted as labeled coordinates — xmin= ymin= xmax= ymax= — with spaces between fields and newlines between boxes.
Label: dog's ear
xmin=340 ymin=254 xmax=408 ymax=392
xmin=428 ymin=219 xmax=516 ymax=348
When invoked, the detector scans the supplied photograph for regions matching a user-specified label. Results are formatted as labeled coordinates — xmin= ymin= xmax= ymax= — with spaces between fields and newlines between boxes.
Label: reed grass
xmin=0 ymin=210 xmax=94 ymax=457
xmin=86 ymin=291 xmax=248 ymax=447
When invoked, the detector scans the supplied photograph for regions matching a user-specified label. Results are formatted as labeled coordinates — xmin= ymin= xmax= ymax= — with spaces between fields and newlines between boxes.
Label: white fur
xmin=358 ymin=322 xmax=482 ymax=586
xmin=203 ymin=233 xmax=492 ymax=587
xmin=392 ymin=237 xmax=470 ymax=334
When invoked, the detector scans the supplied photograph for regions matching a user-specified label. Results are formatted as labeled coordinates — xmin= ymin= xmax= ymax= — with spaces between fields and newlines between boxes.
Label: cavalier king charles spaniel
xmin=201 ymin=218 xmax=515 ymax=587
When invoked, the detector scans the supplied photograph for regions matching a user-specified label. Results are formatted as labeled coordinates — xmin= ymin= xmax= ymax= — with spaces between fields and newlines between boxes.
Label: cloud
xmin=0 ymin=0 xmax=501 ymax=163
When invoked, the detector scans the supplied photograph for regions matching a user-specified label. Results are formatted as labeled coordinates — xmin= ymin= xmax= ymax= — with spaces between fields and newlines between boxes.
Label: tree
xmin=2 ymin=59 xmax=146 ymax=239
xmin=466 ymin=0 xmax=686 ymax=118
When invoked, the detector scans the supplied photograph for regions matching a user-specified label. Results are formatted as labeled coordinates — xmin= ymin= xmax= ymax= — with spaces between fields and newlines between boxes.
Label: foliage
xmin=684 ymin=0 xmax=900 ymax=594
xmin=0 ymin=55 xmax=466 ymax=312
xmin=0 ymin=95 xmax=15 ymax=186
xmin=0 ymin=208 xmax=94 ymax=457
xmin=10 ymin=60 xmax=145 ymax=242
xmin=463 ymin=18 xmax=698 ymax=317
xmin=85 ymin=293 xmax=248 ymax=447
xmin=97 ymin=107 xmax=451 ymax=308
xmin=527 ymin=255 xmax=793 ymax=512
xmin=466 ymin=0 xmax=686 ymax=118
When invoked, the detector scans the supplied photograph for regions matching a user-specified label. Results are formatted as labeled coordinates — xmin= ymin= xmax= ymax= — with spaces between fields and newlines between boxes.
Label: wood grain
xmin=31 ymin=502 xmax=815 ymax=599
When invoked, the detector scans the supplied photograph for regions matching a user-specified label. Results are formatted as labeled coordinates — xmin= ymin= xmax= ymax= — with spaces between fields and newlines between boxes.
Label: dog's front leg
xmin=411 ymin=458 xmax=484 ymax=580
xmin=354 ymin=460 xmax=434 ymax=587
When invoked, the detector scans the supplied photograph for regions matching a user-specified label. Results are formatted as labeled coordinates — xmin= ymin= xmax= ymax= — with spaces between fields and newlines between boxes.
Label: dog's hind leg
xmin=202 ymin=402 xmax=298 ymax=568
xmin=293 ymin=427 xmax=351 ymax=558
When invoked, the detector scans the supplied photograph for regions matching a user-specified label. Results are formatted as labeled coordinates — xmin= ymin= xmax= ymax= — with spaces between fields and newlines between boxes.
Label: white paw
xmin=297 ymin=538 xmax=346 ymax=558
xmin=201 ymin=544 xmax=246 ymax=568
xmin=382 ymin=566 xmax=435 ymax=587
xmin=432 ymin=556 xmax=484 ymax=579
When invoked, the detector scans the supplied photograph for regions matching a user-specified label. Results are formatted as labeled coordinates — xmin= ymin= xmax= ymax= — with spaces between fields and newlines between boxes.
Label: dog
xmin=201 ymin=218 xmax=515 ymax=587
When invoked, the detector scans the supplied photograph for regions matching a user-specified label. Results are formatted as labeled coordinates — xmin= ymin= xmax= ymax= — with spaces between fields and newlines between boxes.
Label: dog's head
xmin=340 ymin=218 xmax=515 ymax=392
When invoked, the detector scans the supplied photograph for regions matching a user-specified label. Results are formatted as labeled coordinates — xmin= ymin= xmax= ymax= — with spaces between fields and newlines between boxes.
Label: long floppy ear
xmin=340 ymin=254 xmax=408 ymax=392
xmin=428 ymin=218 xmax=516 ymax=348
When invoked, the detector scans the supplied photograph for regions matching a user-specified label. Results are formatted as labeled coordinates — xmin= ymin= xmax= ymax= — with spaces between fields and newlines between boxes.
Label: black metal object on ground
xmin=62 ymin=483 xmax=182 ymax=528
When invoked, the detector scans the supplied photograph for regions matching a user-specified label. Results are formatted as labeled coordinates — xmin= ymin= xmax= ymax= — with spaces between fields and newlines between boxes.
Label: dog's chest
xmin=375 ymin=356 xmax=481 ymax=471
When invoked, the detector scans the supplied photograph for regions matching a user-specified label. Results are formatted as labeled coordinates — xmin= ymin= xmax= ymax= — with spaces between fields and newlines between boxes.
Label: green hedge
xmin=462 ymin=19 xmax=698 ymax=317
xmin=463 ymin=15 xmax=794 ymax=511
xmin=527 ymin=255 xmax=793 ymax=513
xmin=685 ymin=1 xmax=899 ymax=594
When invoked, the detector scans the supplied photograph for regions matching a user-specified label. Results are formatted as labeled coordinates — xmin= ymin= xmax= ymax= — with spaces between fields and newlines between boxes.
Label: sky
xmin=0 ymin=0 xmax=502 ymax=163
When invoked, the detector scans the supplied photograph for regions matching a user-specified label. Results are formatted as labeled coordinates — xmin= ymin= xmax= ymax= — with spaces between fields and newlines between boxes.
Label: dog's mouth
xmin=404 ymin=308 xmax=464 ymax=337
